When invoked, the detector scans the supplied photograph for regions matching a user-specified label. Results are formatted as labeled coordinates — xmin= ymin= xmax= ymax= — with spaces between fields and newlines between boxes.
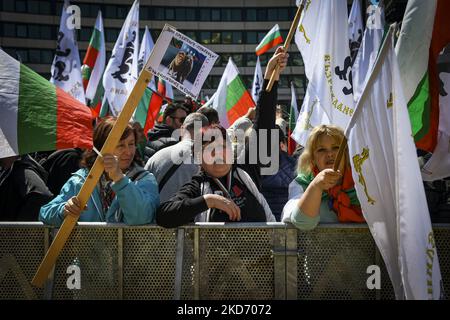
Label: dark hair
xmin=80 ymin=117 xmax=143 ymax=169
xmin=162 ymin=103 xmax=188 ymax=122
xmin=193 ymin=124 xmax=229 ymax=162
xmin=197 ymin=107 xmax=219 ymax=124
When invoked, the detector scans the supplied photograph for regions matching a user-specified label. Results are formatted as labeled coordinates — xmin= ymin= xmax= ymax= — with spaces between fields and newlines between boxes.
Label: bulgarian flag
xmin=82 ymin=10 xmax=105 ymax=118
xmin=0 ymin=49 xmax=93 ymax=158
xmin=396 ymin=0 xmax=450 ymax=152
xmin=212 ymin=58 xmax=255 ymax=128
xmin=288 ymin=82 xmax=299 ymax=155
xmin=255 ymin=24 xmax=283 ymax=56
xmin=134 ymin=78 xmax=170 ymax=135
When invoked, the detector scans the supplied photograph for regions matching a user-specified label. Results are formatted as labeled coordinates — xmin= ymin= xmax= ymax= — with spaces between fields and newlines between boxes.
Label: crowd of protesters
xmin=1 ymin=47 xmax=448 ymax=229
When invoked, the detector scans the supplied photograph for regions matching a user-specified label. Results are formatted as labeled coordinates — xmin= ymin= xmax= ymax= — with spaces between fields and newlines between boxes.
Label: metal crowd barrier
xmin=0 ymin=222 xmax=448 ymax=300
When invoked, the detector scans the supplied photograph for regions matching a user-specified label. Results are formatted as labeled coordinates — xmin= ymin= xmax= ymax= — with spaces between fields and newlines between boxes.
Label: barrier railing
xmin=0 ymin=222 xmax=448 ymax=300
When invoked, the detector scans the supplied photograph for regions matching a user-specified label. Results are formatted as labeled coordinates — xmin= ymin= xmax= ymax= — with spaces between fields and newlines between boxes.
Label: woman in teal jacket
xmin=40 ymin=117 xmax=160 ymax=226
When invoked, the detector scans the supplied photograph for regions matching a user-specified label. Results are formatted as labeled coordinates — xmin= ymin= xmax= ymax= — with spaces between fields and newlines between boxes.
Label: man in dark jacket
xmin=0 ymin=154 xmax=53 ymax=221
xmin=144 ymin=103 xmax=188 ymax=162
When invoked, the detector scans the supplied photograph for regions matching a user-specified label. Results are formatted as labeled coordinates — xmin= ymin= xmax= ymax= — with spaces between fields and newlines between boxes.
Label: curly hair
xmin=297 ymin=124 xmax=348 ymax=174
xmin=80 ymin=117 xmax=144 ymax=169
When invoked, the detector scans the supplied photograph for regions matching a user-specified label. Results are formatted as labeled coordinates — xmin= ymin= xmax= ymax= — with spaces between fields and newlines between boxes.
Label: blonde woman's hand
xmin=312 ymin=169 xmax=342 ymax=191
xmin=203 ymin=194 xmax=241 ymax=221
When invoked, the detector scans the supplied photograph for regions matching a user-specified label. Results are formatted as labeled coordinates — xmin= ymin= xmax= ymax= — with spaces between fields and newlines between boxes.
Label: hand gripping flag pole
xmin=266 ymin=0 xmax=306 ymax=92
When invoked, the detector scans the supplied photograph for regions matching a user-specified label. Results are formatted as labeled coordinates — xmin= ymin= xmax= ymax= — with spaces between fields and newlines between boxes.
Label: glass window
xmin=211 ymin=9 xmax=220 ymax=21
xmin=185 ymin=31 xmax=197 ymax=41
xmin=39 ymin=25 xmax=52 ymax=40
xmin=291 ymin=53 xmax=304 ymax=67
xmin=105 ymin=5 xmax=116 ymax=19
xmin=221 ymin=53 xmax=231 ymax=66
xmin=17 ymin=24 xmax=27 ymax=38
xmin=231 ymin=9 xmax=242 ymax=21
xmin=268 ymin=8 xmax=278 ymax=20
xmin=278 ymin=8 xmax=289 ymax=20
xmin=28 ymin=0 xmax=40 ymax=14
xmin=257 ymin=9 xmax=267 ymax=21
xmin=257 ymin=31 xmax=266 ymax=43
xmin=246 ymin=54 xmax=256 ymax=67
xmin=2 ymin=0 xmax=14 ymax=11
xmin=222 ymin=9 xmax=231 ymax=21
xmin=117 ymin=6 xmax=128 ymax=19
xmin=259 ymin=55 xmax=268 ymax=66
xmin=186 ymin=8 xmax=196 ymax=21
xmin=211 ymin=32 xmax=221 ymax=44
xmin=214 ymin=55 xmax=222 ymax=67
xmin=291 ymin=75 xmax=306 ymax=91
xmin=56 ymin=3 xmax=62 ymax=15
xmin=246 ymin=31 xmax=257 ymax=44
xmin=105 ymin=28 xmax=119 ymax=43
xmin=200 ymin=9 xmax=210 ymax=21
xmin=90 ymin=4 xmax=101 ymax=18
xmin=211 ymin=76 xmax=221 ymax=88
xmin=15 ymin=0 xmax=27 ymax=13
xmin=3 ymin=23 xmax=16 ymax=37
xmin=232 ymin=54 xmax=243 ymax=67
xmin=200 ymin=31 xmax=211 ymax=45
xmin=278 ymin=75 xmax=288 ymax=88
xmin=41 ymin=50 xmax=54 ymax=64
xmin=154 ymin=7 xmax=165 ymax=20
xmin=222 ymin=31 xmax=232 ymax=44
xmin=80 ymin=28 xmax=91 ymax=42
xmin=246 ymin=9 xmax=256 ymax=21
xmin=151 ymin=29 xmax=161 ymax=40
xmin=29 ymin=49 xmax=41 ymax=63
xmin=165 ymin=8 xmax=175 ymax=20
xmin=232 ymin=31 xmax=242 ymax=44
xmin=28 ymin=25 xmax=41 ymax=39
xmin=175 ymin=8 xmax=186 ymax=20
xmin=16 ymin=49 xmax=28 ymax=63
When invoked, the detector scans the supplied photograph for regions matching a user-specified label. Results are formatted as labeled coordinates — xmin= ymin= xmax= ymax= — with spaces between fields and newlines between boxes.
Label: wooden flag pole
xmin=32 ymin=68 xmax=153 ymax=288
xmin=265 ymin=1 xmax=305 ymax=92
xmin=333 ymin=137 xmax=347 ymax=172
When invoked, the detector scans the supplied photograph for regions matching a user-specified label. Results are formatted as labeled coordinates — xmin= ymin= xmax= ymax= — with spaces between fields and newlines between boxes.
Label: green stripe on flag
xmin=135 ymin=88 xmax=153 ymax=128
xmin=225 ymin=77 xmax=247 ymax=112
xmin=89 ymin=28 xmax=103 ymax=51
xmin=256 ymin=31 xmax=282 ymax=51
xmin=408 ymin=72 xmax=430 ymax=140
xmin=17 ymin=64 xmax=57 ymax=154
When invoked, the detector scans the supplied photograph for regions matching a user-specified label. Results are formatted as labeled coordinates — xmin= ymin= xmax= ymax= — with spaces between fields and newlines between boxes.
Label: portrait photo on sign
xmin=144 ymin=24 xmax=218 ymax=99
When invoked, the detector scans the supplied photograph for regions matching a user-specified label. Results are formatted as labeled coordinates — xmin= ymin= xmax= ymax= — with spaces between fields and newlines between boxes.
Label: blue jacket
xmin=39 ymin=167 xmax=160 ymax=226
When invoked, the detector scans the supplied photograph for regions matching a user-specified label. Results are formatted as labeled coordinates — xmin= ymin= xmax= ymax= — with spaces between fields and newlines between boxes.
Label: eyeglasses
xmin=170 ymin=116 xmax=186 ymax=123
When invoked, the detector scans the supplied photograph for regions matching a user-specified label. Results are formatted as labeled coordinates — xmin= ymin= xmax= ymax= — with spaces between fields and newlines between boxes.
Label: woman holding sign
xmin=39 ymin=117 xmax=160 ymax=226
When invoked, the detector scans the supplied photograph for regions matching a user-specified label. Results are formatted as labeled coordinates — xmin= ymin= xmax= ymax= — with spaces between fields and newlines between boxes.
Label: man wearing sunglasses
xmin=144 ymin=103 xmax=188 ymax=162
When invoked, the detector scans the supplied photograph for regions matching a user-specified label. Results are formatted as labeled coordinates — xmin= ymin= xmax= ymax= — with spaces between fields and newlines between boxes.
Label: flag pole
xmin=333 ymin=137 xmax=347 ymax=172
xmin=265 ymin=0 xmax=305 ymax=92
xmin=31 ymin=67 xmax=154 ymax=288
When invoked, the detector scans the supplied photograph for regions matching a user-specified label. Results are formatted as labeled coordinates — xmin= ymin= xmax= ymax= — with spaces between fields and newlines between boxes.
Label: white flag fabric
xmin=138 ymin=26 xmax=156 ymax=91
xmin=295 ymin=0 xmax=354 ymax=130
xmin=50 ymin=0 xmax=85 ymax=104
xmin=352 ymin=1 xmax=385 ymax=103
xmin=102 ymin=0 xmax=139 ymax=116
xmin=346 ymin=28 xmax=442 ymax=299
xmin=291 ymin=84 xmax=330 ymax=147
xmin=348 ymin=0 xmax=364 ymax=64
xmin=251 ymin=56 xmax=263 ymax=106
xmin=422 ymin=49 xmax=450 ymax=181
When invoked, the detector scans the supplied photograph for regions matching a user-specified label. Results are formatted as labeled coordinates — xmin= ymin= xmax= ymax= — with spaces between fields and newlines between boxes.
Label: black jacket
xmin=0 ymin=155 xmax=53 ymax=221
xmin=144 ymin=123 xmax=178 ymax=162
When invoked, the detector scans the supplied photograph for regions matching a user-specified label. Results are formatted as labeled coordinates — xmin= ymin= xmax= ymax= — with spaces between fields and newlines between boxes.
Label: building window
xmin=28 ymin=25 xmax=41 ymax=39
xmin=232 ymin=54 xmax=243 ymax=67
xmin=28 ymin=0 xmax=40 ymax=14
xmin=175 ymin=8 xmax=186 ymax=20
xmin=154 ymin=7 xmax=165 ymax=20
xmin=211 ymin=32 xmax=221 ymax=44
xmin=222 ymin=31 xmax=232 ymax=44
xmin=117 ymin=6 xmax=128 ymax=19
xmin=28 ymin=49 xmax=41 ymax=63
xmin=186 ymin=8 xmax=196 ymax=21
xmin=80 ymin=28 xmax=92 ymax=42
xmin=200 ymin=31 xmax=211 ymax=45
xmin=257 ymin=9 xmax=267 ymax=21
xmin=232 ymin=31 xmax=243 ymax=44
xmin=246 ymin=31 xmax=257 ymax=44
xmin=2 ymin=0 xmax=14 ymax=11
xmin=105 ymin=5 xmax=116 ymax=19
xmin=166 ymin=8 xmax=175 ymax=20
xmin=15 ymin=0 xmax=27 ymax=13
xmin=246 ymin=9 xmax=256 ymax=21
xmin=40 ymin=25 xmax=53 ymax=40
xmin=211 ymin=9 xmax=220 ymax=21
xmin=185 ymin=31 xmax=197 ymax=42
xmin=291 ymin=53 xmax=304 ymax=67
xmin=16 ymin=49 xmax=29 ymax=63
xmin=89 ymin=4 xmax=101 ymax=18
xmin=17 ymin=24 xmax=27 ymax=38
xmin=2 ymin=23 xmax=16 ymax=37
xmin=200 ymin=9 xmax=210 ymax=21
xmin=268 ymin=8 xmax=278 ymax=21
xmin=246 ymin=54 xmax=257 ymax=67
xmin=41 ymin=50 xmax=53 ymax=64
xmin=230 ymin=9 xmax=242 ymax=21
xmin=278 ymin=8 xmax=289 ymax=20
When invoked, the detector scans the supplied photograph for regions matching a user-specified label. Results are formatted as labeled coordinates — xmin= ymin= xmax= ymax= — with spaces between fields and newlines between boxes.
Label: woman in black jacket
xmin=156 ymin=48 xmax=288 ymax=228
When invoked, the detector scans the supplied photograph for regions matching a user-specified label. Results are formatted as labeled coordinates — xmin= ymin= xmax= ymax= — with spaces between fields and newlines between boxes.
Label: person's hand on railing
xmin=63 ymin=196 xmax=86 ymax=218
xmin=203 ymin=194 xmax=241 ymax=221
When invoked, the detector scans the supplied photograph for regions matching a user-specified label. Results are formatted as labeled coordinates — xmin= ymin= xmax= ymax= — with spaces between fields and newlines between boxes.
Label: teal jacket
xmin=39 ymin=167 xmax=160 ymax=226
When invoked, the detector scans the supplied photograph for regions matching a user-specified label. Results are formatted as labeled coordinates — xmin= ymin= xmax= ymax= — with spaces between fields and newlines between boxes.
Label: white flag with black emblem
xmin=102 ymin=0 xmax=139 ymax=116
xmin=50 ymin=0 xmax=85 ymax=104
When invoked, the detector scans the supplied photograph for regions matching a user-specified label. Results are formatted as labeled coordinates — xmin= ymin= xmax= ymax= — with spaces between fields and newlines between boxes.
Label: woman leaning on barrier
xmin=39 ymin=117 xmax=160 ymax=226
xmin=282 ymin=125 xmax=365 ymax=230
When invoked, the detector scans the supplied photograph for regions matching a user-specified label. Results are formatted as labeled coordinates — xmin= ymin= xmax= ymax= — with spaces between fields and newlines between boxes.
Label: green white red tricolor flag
xmin=255 ymin=24 xmax=283 ymax=56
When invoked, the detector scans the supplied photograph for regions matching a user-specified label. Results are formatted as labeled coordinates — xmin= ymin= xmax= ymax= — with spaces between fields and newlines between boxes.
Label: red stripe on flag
xmin=144 ymin=93 xmax=164 ymax=134
xmin=256 ymin=37 xmax=283 ymax=56
xmin=55 ymin=87 xmax=93 ymax=150
xmin=83 ymin=46 xmax=99 ymax=70
xmin=226 ymin=90 xmax=255 ymax=125
xmin=287 ymin=130 xmax=296 ymax=155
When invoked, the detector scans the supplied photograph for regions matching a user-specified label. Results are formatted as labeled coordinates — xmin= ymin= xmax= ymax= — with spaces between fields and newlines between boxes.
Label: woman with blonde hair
xmin=282 ymin=124 xmax=364 ymax=230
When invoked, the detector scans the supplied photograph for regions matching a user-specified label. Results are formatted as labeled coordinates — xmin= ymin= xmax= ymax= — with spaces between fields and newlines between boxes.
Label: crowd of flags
xmin=1 ymin=0 xmax=449 ymax=300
